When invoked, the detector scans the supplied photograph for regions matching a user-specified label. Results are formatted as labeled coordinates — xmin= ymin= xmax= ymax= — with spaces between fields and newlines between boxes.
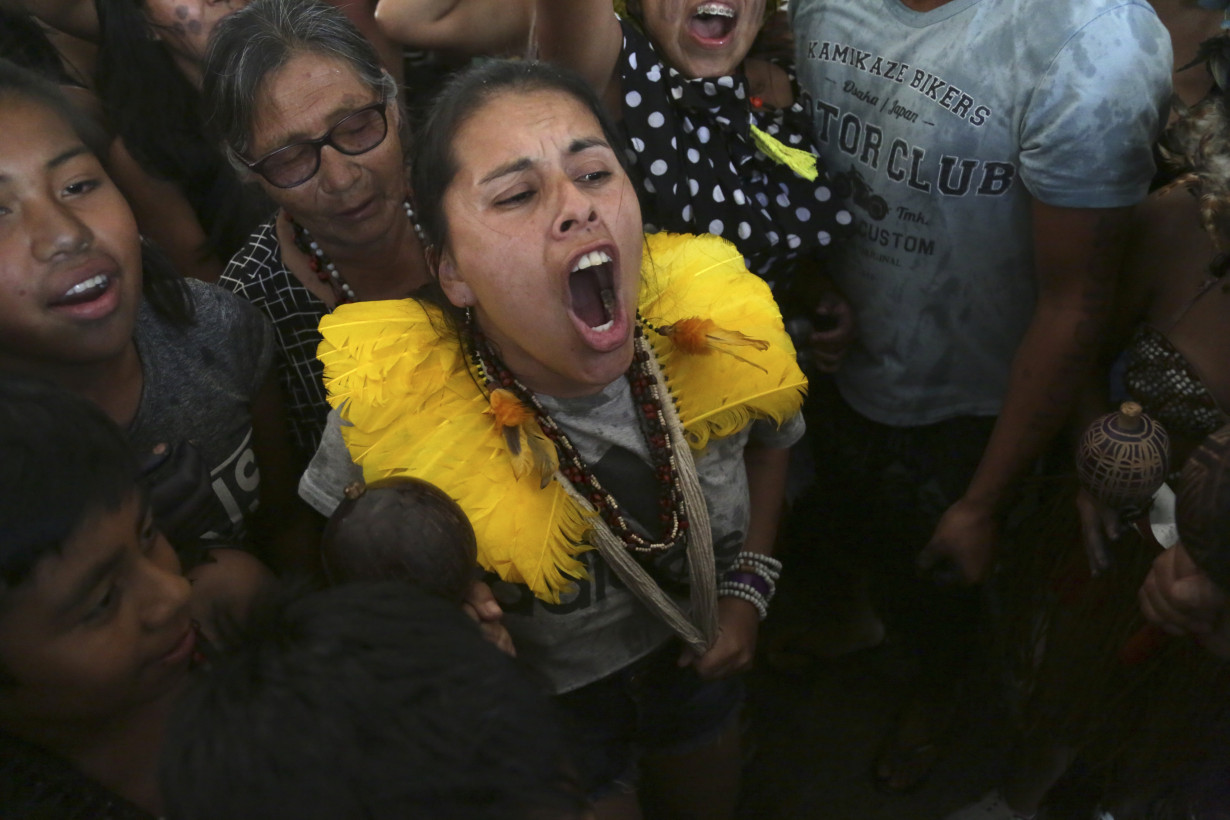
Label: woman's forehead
xmin=250 ymin=55 xmax=374 ymax=146
xmin=454 ymin=90 xmax=604 ymax=165
xmin=0 ymin=98 xmax=86 ymax=177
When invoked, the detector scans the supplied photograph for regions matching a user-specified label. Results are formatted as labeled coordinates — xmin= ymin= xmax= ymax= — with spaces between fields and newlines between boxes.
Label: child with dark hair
xmin=0 ymin=57 xmax=318 ymax=576
xmin=160 ymin=581 xmax=590 ymax=820
xmin=0 ymin=374 xmax=200 ymax=818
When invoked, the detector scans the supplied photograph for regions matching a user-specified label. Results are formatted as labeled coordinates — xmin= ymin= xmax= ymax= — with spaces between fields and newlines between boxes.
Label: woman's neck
xmin=1 ymin=341 xmax=144 ymax=429
xmin=307 ymin=211 xmax=433 ymax=301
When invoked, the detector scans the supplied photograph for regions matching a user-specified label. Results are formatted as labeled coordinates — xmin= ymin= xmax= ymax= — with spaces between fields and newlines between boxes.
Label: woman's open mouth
xmin=688 ymin=2 xmax=738 ymax=44
xmin=569 ymin=249 xmax=618 ymax=331
xmin=567 ymin=248 xmax=629 ymax=351
xmin=47 ymin=271 xmax=121 ymax=320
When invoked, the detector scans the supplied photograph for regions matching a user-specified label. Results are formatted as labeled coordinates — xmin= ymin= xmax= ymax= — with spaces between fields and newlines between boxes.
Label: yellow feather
xmin=640 ymin=232 xmax=807 ymax=450
xmin=525 ymin=424 xmax=561 ymax=489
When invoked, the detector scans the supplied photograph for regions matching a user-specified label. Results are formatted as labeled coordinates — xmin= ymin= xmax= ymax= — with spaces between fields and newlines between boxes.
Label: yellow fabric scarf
xmin=317 ymin=232 xmax=806 ymax=602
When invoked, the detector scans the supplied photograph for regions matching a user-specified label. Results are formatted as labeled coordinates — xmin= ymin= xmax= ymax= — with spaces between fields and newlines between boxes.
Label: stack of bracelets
xmin=717 ymin=551 xmax=782 ymax=621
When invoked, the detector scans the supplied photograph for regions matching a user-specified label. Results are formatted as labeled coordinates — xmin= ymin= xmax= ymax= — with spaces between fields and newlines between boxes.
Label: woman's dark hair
xmin=410 ymin=59 xmax=629 ymax=256
xmin=0 ymin=58 xmax=194 ymax=325
xmin=93 ymin=0 xmax=269 ymax=262
xmin=203 ymin=0 xmax=397 ymax=166
xmin=0 ymin=7 xmax=75 ymax=85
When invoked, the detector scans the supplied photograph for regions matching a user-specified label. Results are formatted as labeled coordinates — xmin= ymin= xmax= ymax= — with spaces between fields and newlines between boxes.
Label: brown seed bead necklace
xmin=468 ymin=319 xmax=690 ymax=556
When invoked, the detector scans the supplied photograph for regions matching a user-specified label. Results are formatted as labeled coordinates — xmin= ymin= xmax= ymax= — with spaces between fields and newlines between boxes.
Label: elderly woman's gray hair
xmin=202 ymin=0 xmax=397 ymax=166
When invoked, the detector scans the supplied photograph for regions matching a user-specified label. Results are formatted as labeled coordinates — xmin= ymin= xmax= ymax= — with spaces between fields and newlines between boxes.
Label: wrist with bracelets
xmin=717 ymin=551 xmax=782 ymax=621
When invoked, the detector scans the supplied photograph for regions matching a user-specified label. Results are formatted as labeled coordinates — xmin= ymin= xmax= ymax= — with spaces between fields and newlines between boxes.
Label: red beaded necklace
xmin=469 ymin=320 xmax=690 ymax=556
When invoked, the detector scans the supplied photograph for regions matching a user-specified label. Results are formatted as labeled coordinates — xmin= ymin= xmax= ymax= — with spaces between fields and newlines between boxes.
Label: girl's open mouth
xmin=688 ymin=2 xmax=737 ymax=43
xmin=48 ymin=271 xmax=121 ymax=320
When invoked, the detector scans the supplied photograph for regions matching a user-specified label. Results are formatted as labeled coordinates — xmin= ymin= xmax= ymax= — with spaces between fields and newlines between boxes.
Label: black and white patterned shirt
xmin=617 ymin=17 xmax=852 ymax=295
xmin=220 ymin=217 xmax=329 ymax=465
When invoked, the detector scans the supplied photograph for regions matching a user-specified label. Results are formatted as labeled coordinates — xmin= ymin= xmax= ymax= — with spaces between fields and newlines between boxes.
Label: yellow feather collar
xmin=317 ymin=232 xmax=806 ymax=602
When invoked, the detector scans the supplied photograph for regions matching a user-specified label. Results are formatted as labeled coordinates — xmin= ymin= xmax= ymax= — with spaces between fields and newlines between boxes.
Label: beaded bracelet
xmin=717 ymin=584 xmax=769 ymax=620
xmin=724 ymin=571 xmax=774 ymax=598
xmin=734 ymin=551 xmax=782 ymax=582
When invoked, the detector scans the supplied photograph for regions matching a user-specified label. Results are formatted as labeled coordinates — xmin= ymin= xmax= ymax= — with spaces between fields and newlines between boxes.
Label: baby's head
xmin=322 ymin=478 xmax=478 ymax=602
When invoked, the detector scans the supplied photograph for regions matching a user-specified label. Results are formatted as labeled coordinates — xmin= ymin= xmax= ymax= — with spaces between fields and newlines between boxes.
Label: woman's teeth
xmin=63 ymin=274 xmax=108 ymax=299
xmin=572 ymin=250 xmax=613 ymax=272
xmin=691 ymin=3 xmax=737 ymax=39
xmin=569 ymin=250 xmax=618 ymax=331
xmin=695 ymin=2 xmax=735 ymax=18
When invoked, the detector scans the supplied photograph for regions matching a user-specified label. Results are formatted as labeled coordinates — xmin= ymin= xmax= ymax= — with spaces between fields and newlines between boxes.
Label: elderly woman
xmin=203 ymin=0 xmax=432 ymax=466
xmin=299 ymin=58 xmax=806 ymax=819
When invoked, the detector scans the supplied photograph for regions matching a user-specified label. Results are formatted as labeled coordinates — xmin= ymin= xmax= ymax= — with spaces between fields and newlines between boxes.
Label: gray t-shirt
xmin=130 ymin=280 xmax=275 ymax=548
xmin=790 ymin=0 xmax=1171 ymax=426
xmin=301 ymin=378 xmax=804 ymax=693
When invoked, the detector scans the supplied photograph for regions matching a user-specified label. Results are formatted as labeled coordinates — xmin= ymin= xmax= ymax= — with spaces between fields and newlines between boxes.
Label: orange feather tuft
xmin=657 ymin=317 xmax=770 ymax=372
xmin=487 ymin=388 xmax=533 ymax=428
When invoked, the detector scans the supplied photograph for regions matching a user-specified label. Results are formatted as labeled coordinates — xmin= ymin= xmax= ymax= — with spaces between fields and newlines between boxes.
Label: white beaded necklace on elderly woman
xmin=290 ymin=200 xmax=418 ymax=305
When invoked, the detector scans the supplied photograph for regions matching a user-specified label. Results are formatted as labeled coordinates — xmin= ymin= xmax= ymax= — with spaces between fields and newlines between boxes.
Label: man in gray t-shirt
xmin=789 ymin=0 xmax=1171 ymax=792
xmin=792 ymin=0 xmax=1170 ymax=580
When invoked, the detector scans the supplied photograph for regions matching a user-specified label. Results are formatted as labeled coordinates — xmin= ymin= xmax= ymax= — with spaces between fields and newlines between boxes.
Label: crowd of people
xmin=0 ymin=0 xmax=1227 ymax=818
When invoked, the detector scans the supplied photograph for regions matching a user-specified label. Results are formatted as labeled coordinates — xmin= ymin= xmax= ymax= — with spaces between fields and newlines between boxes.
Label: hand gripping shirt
xmin=790 ymin=0 xmax=1171 ymax=425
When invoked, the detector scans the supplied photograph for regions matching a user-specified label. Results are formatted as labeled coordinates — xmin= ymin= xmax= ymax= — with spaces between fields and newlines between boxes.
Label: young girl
xmin=0 ymin=58 xmax=314 ymax=576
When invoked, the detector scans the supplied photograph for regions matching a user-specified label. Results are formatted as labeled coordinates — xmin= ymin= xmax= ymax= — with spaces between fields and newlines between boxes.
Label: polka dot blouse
xmin=616 ymin=17 xmax=852 ymax=294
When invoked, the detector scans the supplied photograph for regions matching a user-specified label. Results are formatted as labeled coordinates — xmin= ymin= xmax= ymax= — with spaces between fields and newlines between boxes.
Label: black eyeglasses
xmin=244 ymin=99 xmax=390 ymax=189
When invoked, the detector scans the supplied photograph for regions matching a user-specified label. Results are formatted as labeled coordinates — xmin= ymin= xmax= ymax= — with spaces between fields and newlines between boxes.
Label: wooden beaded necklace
xmin=469 ymin=320 xmax=690 ymax=557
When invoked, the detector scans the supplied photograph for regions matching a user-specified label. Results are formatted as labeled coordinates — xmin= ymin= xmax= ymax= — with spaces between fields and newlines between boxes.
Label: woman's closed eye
xmin=494 ymin=188 xmax=535 ymax=207
xmin=83 ymin=582 xmax=121 ymax=624
xmin=140 ymin=516 xmax=159 ymax=553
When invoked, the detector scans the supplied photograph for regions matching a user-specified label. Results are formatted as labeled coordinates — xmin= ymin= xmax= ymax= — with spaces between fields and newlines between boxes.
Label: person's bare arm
xmin=249 ymin=377 xmax=326 ymax=579
xmin=19 ymin=0 xmax=97 ymax=41
xmin=536 ymin=0 xmax=623 ymax=99
xmin=108 ymin=138 xmax=224 ymax=283
xmin=682 ymin=443 xmax=790 ymax=679
xmin=920 ymin=202 xmax=1127 ymax=584
xmin=325 ymin=0 xmax=404 ymax=85
xmin=374 ymin=0 xmax=534 ymax=57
